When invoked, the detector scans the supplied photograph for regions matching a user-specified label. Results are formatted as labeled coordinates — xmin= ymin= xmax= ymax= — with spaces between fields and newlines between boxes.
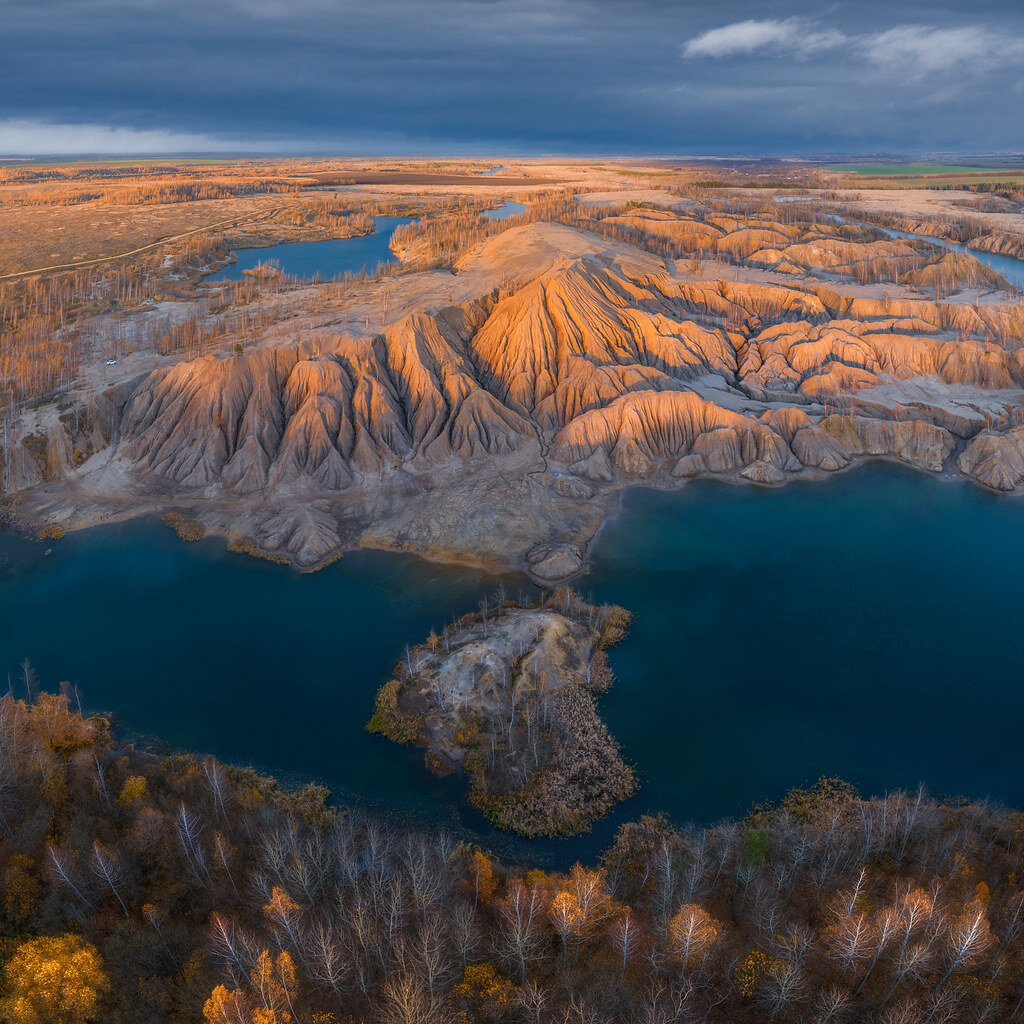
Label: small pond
xmin=484 ymin=201 xmax=527 ymax=221
xmin=205 ymin=216 xmax=414 ymax=283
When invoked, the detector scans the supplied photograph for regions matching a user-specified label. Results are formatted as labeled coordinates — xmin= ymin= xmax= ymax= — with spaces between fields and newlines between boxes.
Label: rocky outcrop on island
xmin=6 ymin=218 xmax=1023 ymax=575
xmin=367 ymin=589 xmax=635 ymax=837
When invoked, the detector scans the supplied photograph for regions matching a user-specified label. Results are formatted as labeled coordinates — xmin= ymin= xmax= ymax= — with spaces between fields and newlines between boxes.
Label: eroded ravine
xmin=4 ymin=217 xmax=1023 ymax=581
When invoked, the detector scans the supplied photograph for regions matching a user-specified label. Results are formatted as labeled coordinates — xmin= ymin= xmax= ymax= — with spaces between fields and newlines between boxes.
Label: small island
xmin=368 ymin=587 xmax=635 ymax=836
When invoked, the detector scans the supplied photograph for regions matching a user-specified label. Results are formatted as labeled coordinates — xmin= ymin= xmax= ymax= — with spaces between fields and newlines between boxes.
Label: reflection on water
xmin=205 ymin=216 xmax=413 ymax=282
xmin=0 ymin=463 xmax=1020 ymax=864
xmin=484 ymin=201 xmax=527 ymax=221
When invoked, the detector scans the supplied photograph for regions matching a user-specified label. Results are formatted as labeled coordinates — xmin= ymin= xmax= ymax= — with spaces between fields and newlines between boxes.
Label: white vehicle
xmin=106 ymin=358 xmax=117 ymax=365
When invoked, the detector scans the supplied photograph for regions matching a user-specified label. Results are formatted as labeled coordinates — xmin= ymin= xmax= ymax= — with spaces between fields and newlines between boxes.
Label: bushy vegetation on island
xmin=368 ymin=589 xmax=636 ymax=838
xmin=0 ymin=681 xmax=1020 ymax=1023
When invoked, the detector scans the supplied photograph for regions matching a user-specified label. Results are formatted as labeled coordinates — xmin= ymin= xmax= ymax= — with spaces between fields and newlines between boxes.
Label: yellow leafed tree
xmin=668 ymin=903 xmax=722 ymax=975
xmin=0 ymin=934 xmax=109 ymax=1024
xmin=203 ymin=949 xmax=298 ymax=1024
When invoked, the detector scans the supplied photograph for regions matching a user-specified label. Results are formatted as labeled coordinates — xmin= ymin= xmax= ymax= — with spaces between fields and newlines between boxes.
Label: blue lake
xmin=1 ymin=466 xmax=1021 ymax=865
xmin=205 ymin=204 xmax=527 ymax=283
xmin=484 ymin=201 xmax=527 ymax=221
xmin=586 ymin=468 xmax=1024 ymax=832
xmin=205 ymin=216 xmax=413 ymax=283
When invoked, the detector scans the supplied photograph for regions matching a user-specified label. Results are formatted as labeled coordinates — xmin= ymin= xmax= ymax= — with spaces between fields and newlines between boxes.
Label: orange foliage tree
xmin=0 ymin=934 xmax=109 ymax=1024
xmin=203 ymin=949 xmax=299 ymax=1024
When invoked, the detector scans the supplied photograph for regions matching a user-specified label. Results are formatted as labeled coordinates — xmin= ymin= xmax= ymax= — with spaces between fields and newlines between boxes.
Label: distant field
xmin=852 ymin=174 xmax=1024 ymax=191
xmin=0 ymin=159 xmax=554 ymax=274
xmin=828 ymin=162 xmax=1020 ymax=176
xmin=0 ymin=195 xmax=291 ymax=275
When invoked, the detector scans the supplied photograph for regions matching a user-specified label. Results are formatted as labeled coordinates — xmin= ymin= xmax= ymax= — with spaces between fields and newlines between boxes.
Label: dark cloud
xmin=0 ymin=0 xmax=1021 ymax=154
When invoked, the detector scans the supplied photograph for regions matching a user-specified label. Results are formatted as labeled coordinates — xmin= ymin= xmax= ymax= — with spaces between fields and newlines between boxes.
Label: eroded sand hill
xmin=6 ymin=218 xmax=1024 ymax=577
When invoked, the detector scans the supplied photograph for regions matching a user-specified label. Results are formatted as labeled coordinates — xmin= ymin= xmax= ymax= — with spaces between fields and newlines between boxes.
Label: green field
xmin=827 ymin=162 xmax=1020 ymax=176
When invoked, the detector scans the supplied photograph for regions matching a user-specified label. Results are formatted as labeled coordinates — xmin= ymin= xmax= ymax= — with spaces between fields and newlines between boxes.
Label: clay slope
xmin=120 ymin=299 xmax=536 ymax=495
xmin=604 ymin=209 xmax=929 ymax=279
xmin=14 ymin=227 xmax=1024 ymax=574
xmin=900 ymin=252 xmax=1012 ymax=294
xmin=739 ymin=319 xmax=1024 ymax=398
xmin=602 ymin=213 xmax=724 ymax=251
xmin=469 ymin=257 xmax=735 ymax=429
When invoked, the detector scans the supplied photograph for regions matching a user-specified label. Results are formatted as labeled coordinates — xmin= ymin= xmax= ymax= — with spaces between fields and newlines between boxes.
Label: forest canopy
xmin=0 ymin=684 xmax=1019 ymax=1023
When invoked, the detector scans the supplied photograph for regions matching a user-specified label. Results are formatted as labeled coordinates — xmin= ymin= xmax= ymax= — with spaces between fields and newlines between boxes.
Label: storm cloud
xmin=0 ymin=0 xmax=1020 ymax=154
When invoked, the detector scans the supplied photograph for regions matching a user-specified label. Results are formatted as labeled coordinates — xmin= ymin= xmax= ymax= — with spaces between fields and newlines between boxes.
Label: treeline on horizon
xmin=0 ymin=679 xmax=1020 ymax=1023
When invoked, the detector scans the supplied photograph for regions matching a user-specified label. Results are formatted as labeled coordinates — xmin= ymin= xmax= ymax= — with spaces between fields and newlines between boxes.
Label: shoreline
xmin=6 ymin=443 xmax=1021 ymax=585
xmin=2 ymin=459 xmax=1021 ymax=866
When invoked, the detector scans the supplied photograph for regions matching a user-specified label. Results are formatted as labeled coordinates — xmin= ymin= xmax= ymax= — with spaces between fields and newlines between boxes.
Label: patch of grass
xmin=853 ymin=176 xmax=1024 ymax=192
xmin=225 ymin=537 xmax=289 ymax=565
xmin=162 ymin=511 xmax=205 ymax=542
xmin=596 ymin=605 xmax=633 ymax=649
xmin=366 ymin=679 xmax=422 ymax=743
xmin=615 ymin=169 xmax=678 ymax=178
xmin=300 ymin=550 xmax=344 ymax=574
xmin=827 ymin=162 xmax=1021 ymax=176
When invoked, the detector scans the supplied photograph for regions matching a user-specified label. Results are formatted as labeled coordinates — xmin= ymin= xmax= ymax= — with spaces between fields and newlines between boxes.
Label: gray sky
xmin=1 ymin=0 xmax=1021 ymax=155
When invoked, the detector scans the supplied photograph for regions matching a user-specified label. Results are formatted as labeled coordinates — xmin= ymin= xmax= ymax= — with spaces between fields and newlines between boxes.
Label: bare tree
xmin=497 ymin=878 xmax=548 ymax=981
xmin=90 ymin=839 xmax=128 ymax=914
xmin=304 ymin=916 xmax=348 ymax=1006
xmin=933 ymin=902 xmax=994 ymax=991
xmin=46 ymin=843 xmax=94 ymax=908
xmin=609 ymin=908 xmax=642 ymax=980
xmin=176 ymin=801 xmax=210 ymax=884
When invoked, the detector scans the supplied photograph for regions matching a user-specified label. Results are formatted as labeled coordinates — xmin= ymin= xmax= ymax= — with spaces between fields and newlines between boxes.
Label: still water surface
xmin=205 ymin=202 xmax=527 ymax=283
xmin=484 ymin=201 xmax=527 ymax=221
xmin=205 ymin=216 xmax=413 ymax=283
xmin=873 ymin=224 xmax=1024 ymax=290
xmin=1 ymin=464 xmax=1020 ymax=862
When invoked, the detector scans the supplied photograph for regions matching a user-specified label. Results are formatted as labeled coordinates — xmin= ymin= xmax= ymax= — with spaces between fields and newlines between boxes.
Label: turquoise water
xmin=205 ymin=216 xmax=413 ymax=282
xmin=1 ymin=463 xmax=1020 ymax=862
xmin=585 ymin=467 xmax=1024 ymax=828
